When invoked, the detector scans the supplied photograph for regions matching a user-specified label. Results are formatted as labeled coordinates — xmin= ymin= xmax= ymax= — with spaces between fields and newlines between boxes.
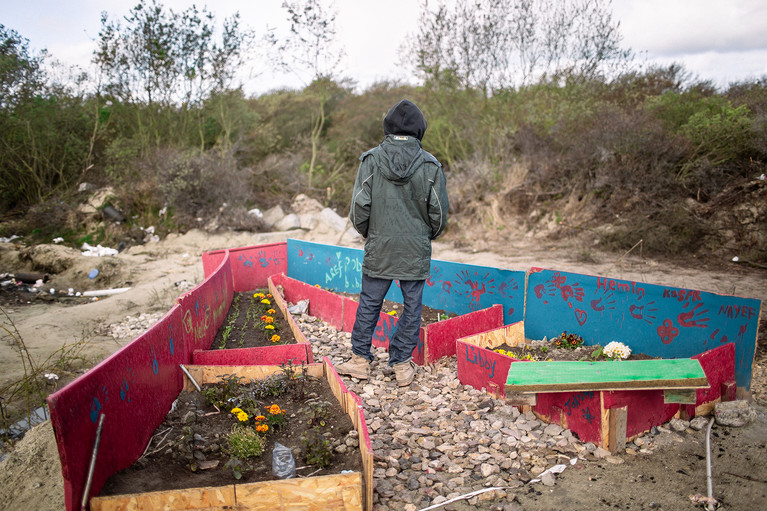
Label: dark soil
xmin=99 ymin=371 xmax=362 ymax=497
xmin=492 ymin=343 xmax=659 ymax=362
xmin=212 ymin=290 xmax=298 ymax=350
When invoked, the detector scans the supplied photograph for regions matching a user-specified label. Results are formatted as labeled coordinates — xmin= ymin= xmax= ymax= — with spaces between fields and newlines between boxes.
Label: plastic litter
xmin=88 ymin=269 xmax=99 ymax=279
xmin=272 ymin=442 xmax=296 ymax=479
xmin=0 ymin=235 xmax=20 ymax=243
xmin=81 ymin=243 xmax=119 ymax=257
xmin=287 ymin=299 xmax=310 ymax=315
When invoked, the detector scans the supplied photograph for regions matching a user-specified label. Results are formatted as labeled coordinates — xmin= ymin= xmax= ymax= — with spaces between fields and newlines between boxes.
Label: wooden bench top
xmin=505 ymin=359 xmax=708 ymax=393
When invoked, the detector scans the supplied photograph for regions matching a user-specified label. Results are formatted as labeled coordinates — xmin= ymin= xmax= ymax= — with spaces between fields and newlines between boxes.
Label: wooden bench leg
xmin=608 ymin=406 xmax=627 ymax=454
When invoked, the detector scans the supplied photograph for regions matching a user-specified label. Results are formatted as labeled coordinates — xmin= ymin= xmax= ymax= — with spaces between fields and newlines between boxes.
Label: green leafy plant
xmin=280 ymin=359 xmax=310 ymax=400
xmin=226 ymin=424 xmax=265 ymax=459
xmin=302 ymin=427 xmax=332 ymax=468
xmin=553 ymin=332 xmax=585 ymax=350
xmin=306 ymin=399 xmax=331 ymax=427
xmin=201 ymin=374 xmax=245 ymax=410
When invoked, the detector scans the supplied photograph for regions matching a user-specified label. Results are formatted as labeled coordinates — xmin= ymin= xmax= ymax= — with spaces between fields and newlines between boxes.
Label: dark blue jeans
xmin=350 ymin=274 xmax=425 ymax=366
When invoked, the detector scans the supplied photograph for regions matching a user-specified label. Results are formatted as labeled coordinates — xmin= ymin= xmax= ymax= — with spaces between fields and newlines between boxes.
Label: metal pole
xmin=80 ymin=413 xmax=105 ymax=511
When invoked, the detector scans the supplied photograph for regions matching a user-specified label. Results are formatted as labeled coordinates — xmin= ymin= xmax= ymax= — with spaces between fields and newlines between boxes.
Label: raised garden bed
xmin=270 ymin=273 xmax=505 ymax=365
xmin=91 ymin=359 xmax=373 ymax=511
xmin=192 ymin=281 xmax=314 ymax=366
xmin=457 ymin=323 xmax=736 ymax=452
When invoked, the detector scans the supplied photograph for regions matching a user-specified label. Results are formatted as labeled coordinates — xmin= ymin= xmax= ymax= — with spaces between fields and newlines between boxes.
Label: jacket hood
xmin=383 ymin=99 xmax=427 ymax=141
xmin=378 ymin=135 xmax=424 ymax=184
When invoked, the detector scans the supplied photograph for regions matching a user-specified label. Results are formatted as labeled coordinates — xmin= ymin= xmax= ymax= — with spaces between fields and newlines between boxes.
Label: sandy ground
xmin=0 ymin=226 xmax=765 ymax=510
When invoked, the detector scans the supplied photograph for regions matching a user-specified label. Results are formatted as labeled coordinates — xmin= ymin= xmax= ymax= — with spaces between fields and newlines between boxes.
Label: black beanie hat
xmin=383 ymin=99 xmax=427 ymax=141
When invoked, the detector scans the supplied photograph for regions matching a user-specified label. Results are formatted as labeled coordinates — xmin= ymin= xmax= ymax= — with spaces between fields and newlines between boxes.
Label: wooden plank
xmin=235 ymin=472 xmax=362 ymax=510
xmin=608 ymin=406 xmax=628 ymax=453
xmin=505 ymin=359 xmax=708 ymax=393
xmin=664 ymin=388 xmax=697 ymax=404
xmin=506 ymin=392 xmax=536 ymax=406
xmin=459 ymin=322 xmax=526 ymax=350
xmin=91 ymin=484 xmax=236 ymax=510
xmin=183 ymin=364 xmax=324 ymax=390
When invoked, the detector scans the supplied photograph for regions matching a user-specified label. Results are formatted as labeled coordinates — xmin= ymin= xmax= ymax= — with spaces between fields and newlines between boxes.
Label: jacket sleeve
xmin=428 ymin=165 xmax=449 ymax=239
xmin=349 ymin=155 xmax=374 ymax=238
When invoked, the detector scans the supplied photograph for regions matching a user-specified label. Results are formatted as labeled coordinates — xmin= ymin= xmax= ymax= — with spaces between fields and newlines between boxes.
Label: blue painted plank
xmin=286 ymin=239 xmax=525 ymax=325
xmin=525 ymin=268 xmax=761 ymax=388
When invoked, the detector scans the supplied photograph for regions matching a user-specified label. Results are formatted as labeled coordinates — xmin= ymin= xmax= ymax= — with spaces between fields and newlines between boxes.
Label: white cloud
xmin=614 ymin=0 xmax=767 ymax=55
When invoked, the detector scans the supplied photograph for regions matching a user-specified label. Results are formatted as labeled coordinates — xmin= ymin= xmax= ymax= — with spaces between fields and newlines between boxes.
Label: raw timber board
xmin=90 ymin=472 xmax=362 ymax=511
xmin=505 ymin=359 xmax=708 ymax=393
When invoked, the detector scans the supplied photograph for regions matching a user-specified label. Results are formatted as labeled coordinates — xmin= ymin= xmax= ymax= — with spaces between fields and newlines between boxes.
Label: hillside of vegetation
xmin=1 ymin=13 xmax=766 ymax=267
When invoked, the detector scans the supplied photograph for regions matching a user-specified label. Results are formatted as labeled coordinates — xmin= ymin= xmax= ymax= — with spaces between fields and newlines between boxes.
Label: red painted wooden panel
xmin=692 ymin=342 xmax=735 ymax=406
xmin=275 ymin=274 xmax=345 ymax=331
xmin=534 ymin=390 xmax=603 ymax=444
xmin=423 ymin=305 xmax=504 ymax=363
xmin=603 ymin=389 xmax=679 ymax=439
xmin=204 ymin=242 xmax=287 ymax=292
xmin=47 ymin=305 xmax=186 ymax=511
xmin=201 ymin=250 xmax=226 ymax=279
xmin=343 ymin=297 xmax=359 ymax=333
xmin=192 ymin=343 xmax=311 ymax=366
xmin=177 ymin=253 xmax=233 ymax=353
xmin=455 ymin=340 xmax=513 ymax=398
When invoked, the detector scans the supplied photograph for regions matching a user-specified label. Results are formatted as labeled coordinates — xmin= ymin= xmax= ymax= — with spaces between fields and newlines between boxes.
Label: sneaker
xmin=394 ymin=360 xmax=416 ymax=387
xmin=335 ymin=354 xmax=370 ymax=380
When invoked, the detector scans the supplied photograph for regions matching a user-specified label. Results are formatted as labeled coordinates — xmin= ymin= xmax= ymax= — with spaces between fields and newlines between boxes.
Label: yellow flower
xmin=265 ymin=324 xmax=275 ymax=330
xmin=271 ymin=335 xmax=281 ymax=343
xmin=254 ymin=292 xmax=265 ymax=299
xmin=261 ymin=298 xmax=271 ymax=305
xmin=230 ymin=407 xmax=242 ymax=414
xmin=236 ymin=411 xmax=249 ymax=422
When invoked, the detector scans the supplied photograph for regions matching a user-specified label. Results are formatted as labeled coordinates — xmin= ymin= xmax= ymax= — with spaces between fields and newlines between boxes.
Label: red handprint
xmin=677 ymin=302 xmax=710 ymax=328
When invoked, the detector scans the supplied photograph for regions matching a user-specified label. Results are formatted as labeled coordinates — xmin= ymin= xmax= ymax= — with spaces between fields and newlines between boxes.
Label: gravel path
xmin=295 ymin=313 xmax=716 ymax=511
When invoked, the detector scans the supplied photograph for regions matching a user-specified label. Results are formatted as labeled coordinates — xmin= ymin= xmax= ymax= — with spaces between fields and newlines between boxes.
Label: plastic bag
xmin=272 ymin=442 xmax=296 ymax=479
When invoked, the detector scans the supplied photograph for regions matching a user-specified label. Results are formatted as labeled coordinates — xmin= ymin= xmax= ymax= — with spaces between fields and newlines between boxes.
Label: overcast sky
xmin=3 ymin=0 xmax=766 ymax=95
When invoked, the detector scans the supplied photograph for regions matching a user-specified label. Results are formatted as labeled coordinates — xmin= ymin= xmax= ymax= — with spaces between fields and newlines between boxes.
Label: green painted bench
xmin=505 ymin=358 xmax=708 ymax=406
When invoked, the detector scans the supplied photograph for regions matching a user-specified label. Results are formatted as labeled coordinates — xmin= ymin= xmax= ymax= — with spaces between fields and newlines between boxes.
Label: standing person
xmin=335 ymin=99 xmax=449 ymax=386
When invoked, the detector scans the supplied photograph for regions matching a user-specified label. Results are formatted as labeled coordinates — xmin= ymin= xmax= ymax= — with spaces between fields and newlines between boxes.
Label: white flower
xmin=604 ymin=341 xmax=631 ymax=360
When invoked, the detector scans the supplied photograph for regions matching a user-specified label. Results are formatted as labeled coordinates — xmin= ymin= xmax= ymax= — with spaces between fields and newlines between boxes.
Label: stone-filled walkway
xmin=295 ymin=313 xmax=711 ymax=511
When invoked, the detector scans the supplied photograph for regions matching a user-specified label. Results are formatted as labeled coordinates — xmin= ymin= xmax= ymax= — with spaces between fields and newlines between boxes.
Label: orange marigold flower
xmin=261 ymin=315 xmax=269 ymax=322
xmin=270 ymin=335 xmax=280 ymax=343
xmin=266 ymin=293 xmax=273 ymax=298
xmin=255 ymin=415 xmax=266 ymax=422
xmin=264 ymin=316 xmax=274 ymax=324
xmin=267 ymin=309 xmax=276 ymax=315
xmin=268 ymin=404 xmax=283 ymax=415
xmin=256 ymin=424 xmax=269 ymax=433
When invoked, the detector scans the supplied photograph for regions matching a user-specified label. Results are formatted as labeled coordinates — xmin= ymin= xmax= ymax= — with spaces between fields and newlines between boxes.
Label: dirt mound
xmin=0 ymin=421 xmax=64 ymax=511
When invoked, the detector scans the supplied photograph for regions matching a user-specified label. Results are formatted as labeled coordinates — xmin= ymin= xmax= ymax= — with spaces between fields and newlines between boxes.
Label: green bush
xmin=226 ymin=425 xmax=265 ymax=459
